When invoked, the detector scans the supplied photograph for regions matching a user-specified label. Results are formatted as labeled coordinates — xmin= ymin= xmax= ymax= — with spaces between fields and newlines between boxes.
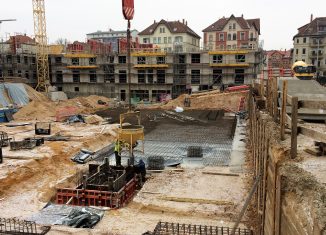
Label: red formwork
xmin=56 ymin=177 xmax=137 ymax=208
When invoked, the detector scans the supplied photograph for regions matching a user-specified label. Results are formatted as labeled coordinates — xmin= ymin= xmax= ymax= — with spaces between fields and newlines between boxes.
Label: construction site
xmin=1 ymin=1 xmax=326 ymax=235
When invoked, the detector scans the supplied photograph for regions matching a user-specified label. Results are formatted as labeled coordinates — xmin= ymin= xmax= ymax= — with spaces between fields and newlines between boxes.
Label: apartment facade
xmin=138 ymin=19 xmax=201 ymax=53
xmin=265 ymin=50 xmax=292 ymax=69
xmin=293 ymin=16 xmax=326 ymax=76
xmin=1 ymin=23 xmax=262 ymax=102
xmin=86 ymin=29 xmax=139 ymax=52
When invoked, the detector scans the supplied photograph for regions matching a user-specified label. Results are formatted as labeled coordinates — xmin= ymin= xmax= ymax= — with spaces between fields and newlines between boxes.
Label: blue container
xmin=0 ymin=110 xmax=6 ymax=123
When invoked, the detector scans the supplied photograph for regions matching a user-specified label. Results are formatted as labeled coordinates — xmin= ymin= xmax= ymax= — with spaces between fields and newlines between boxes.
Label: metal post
xmin=127 ymin=20 xmax=132 ymax=111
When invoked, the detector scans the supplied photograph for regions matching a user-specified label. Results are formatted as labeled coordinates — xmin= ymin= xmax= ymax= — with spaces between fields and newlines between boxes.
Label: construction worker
xmin=114 ymin=140 xmax=122 ymax=166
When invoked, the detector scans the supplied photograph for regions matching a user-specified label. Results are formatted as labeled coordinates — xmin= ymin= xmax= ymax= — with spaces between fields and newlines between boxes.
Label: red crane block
xmin=122 ymin=0 xmax=134 ymax=20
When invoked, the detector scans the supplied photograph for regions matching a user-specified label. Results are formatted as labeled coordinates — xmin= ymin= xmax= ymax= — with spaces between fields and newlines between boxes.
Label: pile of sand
xmin=13 ymin=95 xmax=111 ymax=121
xmin=146 ymin=90 xmax=248 ymax=112
xmin=23 ymin=84 xmax=49 ymax=102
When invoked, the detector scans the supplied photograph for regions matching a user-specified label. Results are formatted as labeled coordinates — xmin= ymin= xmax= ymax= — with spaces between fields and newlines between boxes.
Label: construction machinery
xmin=32 ymin=0 xmax=50 ymax=92
xmin=292 ymin=61 xmax=316 ymax=80
xmin=117 ymin=0 xmax=144 ymax=165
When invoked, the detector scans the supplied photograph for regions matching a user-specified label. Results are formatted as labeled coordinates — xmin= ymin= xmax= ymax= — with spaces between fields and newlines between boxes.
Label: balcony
xmin=310 ymin=51 xmax=324 ymax=58
xmin=134 ymin=64 xmax=168 ymax=69
xmin=210 ymin=60 xmax=250 ymax=67
xmin=310 ymin=39 xmax=324 ymax=47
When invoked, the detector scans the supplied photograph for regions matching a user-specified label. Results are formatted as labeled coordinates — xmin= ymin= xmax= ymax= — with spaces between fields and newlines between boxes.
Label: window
xmin=227 ymin=34 xmax=231 ymax=41
xmin=250 ymin=32 xmax=254 ymax=40
xmin=233 ymin=23 xmax=236 ymax=29
xmin=138 ymin=70 xmax=145 ymax=83
xmin=235 ymin=69 xmax=245 ymax=84
xmin=233 ymin=33 xmax=237 ymax=40
xmin=296 ymin=49 xmax=299 ymax=54
xmin=157 ymin=70 xmax=165 ymax=84
xmin=212 ymin=55 xmax=223 ymax=63
xmin=296 ymin=38 xmax=299 ymax=43
xmin=74 ymin=87 xmax=79 ymax=92
xmin=25 ymin=71 xmax=29 ymax=79
xmin=143 ymin=38 xmax=150 ymax=43
xmin=104 ymin=73 xmax=115 ymax=83
xmin=89 ymin=70 xmax=97 ymax=83
xmin=119 ymin=70 xmax=127 ymax=83
xmin=6 ymin=55 xmax=12 ymax=63
xmin=137 ymin=56 xmax=146 ymax=64
xmin=153 ymin=37 xmax=157 ymax=43
xmin=164 ymin=37 xmax=167 ymax=44
xmin=303 ymin=37 xmax=307 ymax=43
xmin=56 ymin=71 xmax=63 ymax=83
xmin=219 ymin=33 xmax=224 ymax=41
xmin=235 ymin=54 xmax=246 ymax=62
xmin=168 ymin=37 xmax=172 ymax=43
xmin=72 ymin=58 xmax=79 ymax=65
xmin=33 ymin=71 xmax=37 ymax=80
xmin=8 ymin=70 xmax=13 ymax=76
xmin=209 ymin=35 xmax=213 ymax=42
xmin=158 ymin=37 xmax=161 ymax=44
xmin=16 ymin=56 xmax=21 ymax=64
xmin=73 ymin=70 xmax=80 ymax=83
xmin=31 ymin=57 xmax=36 ymax=64
xmin=178 ymin=55 xmax=186 ymax=64
xmin=118 ymin=56 xmax=126 ymax=64
xmin=191 ymin=54 xmax=200 ymax=63
xmin=319 ymin=26 xmax=326 ymax=32
xmin=240 ymin=32 xmax=245 ymax=40
xmin=108 ymin=56 xmax=114 ymax=63
xmin=302 ymin=48 xmax=306 ymax=55
xmin=24 ymin=56 xmax=28 ymax=64
xmin=89 ymin=57 xmax=96 ymax=65
xmin=191 ymin=70 xmax=200 ymax=84
xmin=147 ymin=69 xmax=154 ymax=83
xmin=55 ymin=57 xmax=62 ymax=65
xmin=229 ymin=24 xmax=232 ymax=30
xmin=175 ymin=36 xmax=183 ymax=42
xmin=157 ymin=56 xmax=166 ymax=64
xmin=0 ymin=69 xmax=2 ymax=78
xmin=160 ymin=27 xmax=165 ymax=33
xmin=213 ymin=69 xmax=222 ymax=85
xmin=57 ymin=87 xmax=63 ymax=91
xmin=17 ymin=70 xmax=22 ymax=77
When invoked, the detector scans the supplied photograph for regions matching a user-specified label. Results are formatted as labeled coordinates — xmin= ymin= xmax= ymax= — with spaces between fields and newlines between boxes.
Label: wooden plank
xmin=280 ymin=81 xmax=288 ymax=140
xmin=158 ymin=196 xmax=234 ymax=205
xmin=299 ymin=126 xmax=326 ymax=142
xmin=202 ymin=171 xmax=239 ymax=177
xmin=291 ymin=97 xmax=298 ymax=159
xmin=274 ymin=173 xmax=282 ymax=235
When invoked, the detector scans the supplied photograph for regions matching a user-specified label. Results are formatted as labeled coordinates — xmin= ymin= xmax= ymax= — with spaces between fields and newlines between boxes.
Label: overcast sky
xmin=1 ymin=0 xmax=325 ymax=50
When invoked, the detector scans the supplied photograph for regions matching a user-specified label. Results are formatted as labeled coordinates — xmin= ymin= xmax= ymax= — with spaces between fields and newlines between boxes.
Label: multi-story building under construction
xmin=0 ymin=16 xmax=262 ymax=102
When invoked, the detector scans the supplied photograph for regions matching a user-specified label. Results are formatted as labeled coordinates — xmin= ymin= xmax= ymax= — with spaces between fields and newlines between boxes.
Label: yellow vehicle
xmin=292 ymin=61 xmax=316 ymax=80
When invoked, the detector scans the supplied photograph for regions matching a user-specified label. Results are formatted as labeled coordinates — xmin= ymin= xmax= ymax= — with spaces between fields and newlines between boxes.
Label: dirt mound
xmin=13 ymin=100 xmax=55 ymax=121
xmin=151 ymin=91 xmax=248 ymax=112
xmin=23 ymin=84 xmax=50 ymax=102
xmin=13 ymin=95 xmax=111 ymax=121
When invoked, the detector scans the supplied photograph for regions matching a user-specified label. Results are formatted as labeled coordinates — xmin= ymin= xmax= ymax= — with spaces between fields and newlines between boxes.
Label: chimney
xmin=186 ymin=21 xmax=188 ymax=26
xmin=241 ymin=14 xmax=243 ymax=18
xmin=311 ymin=14 xmax=313 ymax=22
xmin=183 ymin=19 xmax=185 ymax=24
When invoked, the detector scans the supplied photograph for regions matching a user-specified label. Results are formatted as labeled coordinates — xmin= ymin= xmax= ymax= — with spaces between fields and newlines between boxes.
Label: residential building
xmin=86 ymin=29 xmax=139 ymax=52
xmin=262 ymin=50 xmax=293 ymax=78
xmin=138 ymin=19 xmax=201 ymax=53
xmin=200 ymin=15 xmax=262 ymax=86
xmin=265 ymin=50 xmax=292 ymax=69
xmin=293 ymin=15 xmax=326 ymax=76
xmin=202 ymin=14 xmax=260 ymax=51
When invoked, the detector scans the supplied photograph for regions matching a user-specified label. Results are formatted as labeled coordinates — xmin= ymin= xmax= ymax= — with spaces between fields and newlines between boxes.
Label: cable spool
xmin=147 ymin=156 xmax=165 ymax=170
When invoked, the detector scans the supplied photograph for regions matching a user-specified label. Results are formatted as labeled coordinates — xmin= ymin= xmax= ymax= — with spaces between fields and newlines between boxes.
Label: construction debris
xmin=0 ymin=217 xmax=50 ymax=235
